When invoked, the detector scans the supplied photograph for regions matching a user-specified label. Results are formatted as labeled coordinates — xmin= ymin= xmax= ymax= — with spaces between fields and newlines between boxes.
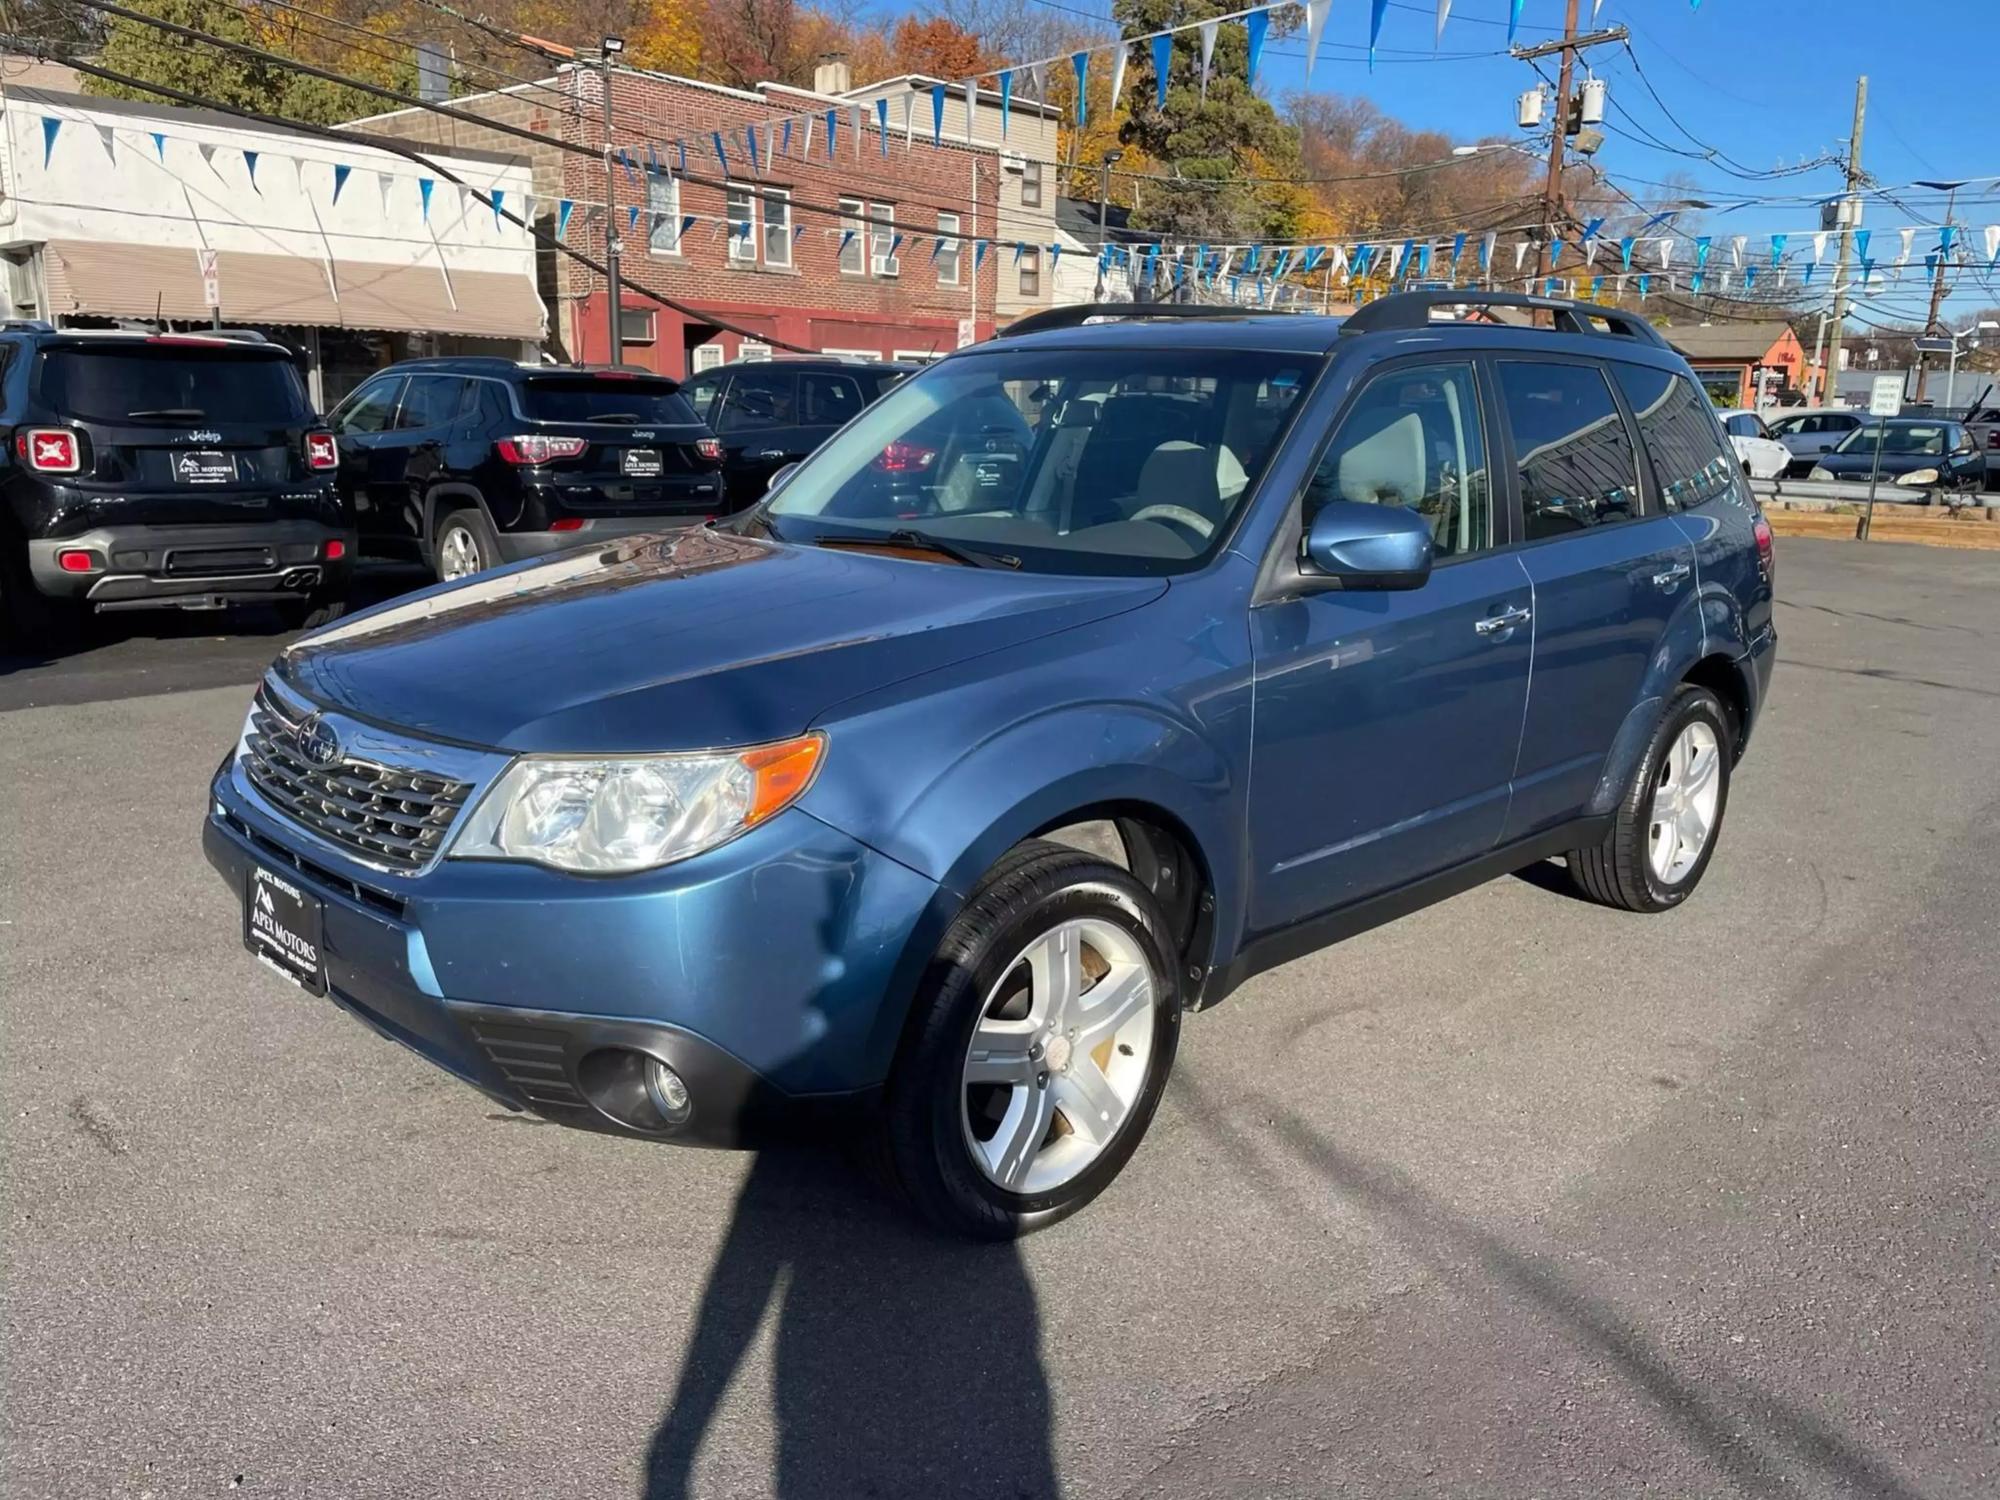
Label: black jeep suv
xmin=327 ymin=358 xmax=726 ymax=579
xmin=0 ymin=324 xmax=351 ymax=642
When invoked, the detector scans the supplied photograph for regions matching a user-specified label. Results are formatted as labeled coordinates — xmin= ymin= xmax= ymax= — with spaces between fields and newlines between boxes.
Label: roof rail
xmin=995 ymin=302 xmax=1300 ymax=340
xmin=0 ymin=318 xmax=55 ymax=334
xmin=1339 ymin=289 xmax=1669 ymax=348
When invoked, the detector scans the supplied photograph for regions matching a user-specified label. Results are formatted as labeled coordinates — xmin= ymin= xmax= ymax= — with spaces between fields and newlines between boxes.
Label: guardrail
xmin=1748 ymin=475 xmax=1994 ymax=509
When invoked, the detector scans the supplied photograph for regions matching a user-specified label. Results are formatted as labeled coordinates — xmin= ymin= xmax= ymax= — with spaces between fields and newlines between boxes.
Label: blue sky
xmin=998 ymin=0 xmax=2000 ymax=322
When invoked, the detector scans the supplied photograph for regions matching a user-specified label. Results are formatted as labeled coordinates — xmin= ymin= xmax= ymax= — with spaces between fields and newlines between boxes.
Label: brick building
xmin=353 ymin=65 xmax=1005 ymax=376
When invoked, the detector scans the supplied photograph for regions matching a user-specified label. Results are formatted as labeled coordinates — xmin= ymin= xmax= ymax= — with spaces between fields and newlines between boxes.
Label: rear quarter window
xmin=1609 ymin=363 xmax=1740 ymax=511
xmin=38 ymin=346 xmax=310 ymax=424
xmin=520 ymin=376 xmax=698 ymax=426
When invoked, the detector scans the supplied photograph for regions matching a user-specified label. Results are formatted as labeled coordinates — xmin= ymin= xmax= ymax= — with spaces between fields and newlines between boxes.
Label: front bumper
xmin=29 ymin=520 xmax=353 ymax=606
xmin=204 ymin=760 xmax=944 ymax=1147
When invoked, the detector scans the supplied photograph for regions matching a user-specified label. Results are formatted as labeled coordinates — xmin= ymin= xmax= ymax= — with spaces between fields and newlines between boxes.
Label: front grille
xmin=242 ymin=687 xmax=473 ymax=872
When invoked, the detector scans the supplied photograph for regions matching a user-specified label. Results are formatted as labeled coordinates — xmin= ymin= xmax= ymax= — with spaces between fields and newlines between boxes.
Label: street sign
xmin=956 ymin=317 xmax=976 ymax=348
xmin=1912 ymin=336 xmax=1954 ymax=354
xmin=196 ymin=248 xmax=220 ymax=309
xmin=1868 ymin=375 xmax=1903 ymax=417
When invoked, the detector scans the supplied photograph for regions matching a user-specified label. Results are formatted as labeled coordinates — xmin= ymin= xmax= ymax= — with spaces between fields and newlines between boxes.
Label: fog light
xmin=645 ymin=1059 xmax=693 ymax=1126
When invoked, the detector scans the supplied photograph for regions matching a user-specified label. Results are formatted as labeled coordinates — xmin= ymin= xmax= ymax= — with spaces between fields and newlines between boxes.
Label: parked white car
xmin=1720 ymin=411 xmax=1792 ymax=479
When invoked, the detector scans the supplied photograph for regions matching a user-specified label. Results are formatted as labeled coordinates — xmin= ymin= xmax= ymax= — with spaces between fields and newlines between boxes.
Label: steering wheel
xmin=1128 ymin=503 xmax=1217 ymax=546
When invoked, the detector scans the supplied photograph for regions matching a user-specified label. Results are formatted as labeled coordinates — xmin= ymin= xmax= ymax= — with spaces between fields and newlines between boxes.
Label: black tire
xmin=0 ymin=540 xmax=86 ymax=651
xmin=1568 ymin=684 xmax=1734 ymax=914
xmin=273 ymin=588 xmax=348 ymax=632
xmin=880 ymin=839 xmax=1182 ymax=1240
xmin=431 ymin=504 xmax=500 ymax=583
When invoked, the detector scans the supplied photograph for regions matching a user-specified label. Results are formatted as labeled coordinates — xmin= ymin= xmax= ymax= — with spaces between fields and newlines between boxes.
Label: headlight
xmin=449 ymin=735 xmax=824 ymax=874
xmin=1808 ymin=466 xmax=1834 ymax=482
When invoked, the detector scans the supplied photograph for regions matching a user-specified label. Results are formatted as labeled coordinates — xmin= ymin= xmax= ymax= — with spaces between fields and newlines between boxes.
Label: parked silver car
xmin=1766 ymin=408 xmax=1866 ymax=475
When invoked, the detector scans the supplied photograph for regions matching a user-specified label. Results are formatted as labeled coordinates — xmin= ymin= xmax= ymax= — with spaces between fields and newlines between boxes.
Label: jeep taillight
xmin=305 ymin=430 xmax=339 ymax=470
xmin=872 ymin=440 xmax=937 ymax=473
xmin=17 ymin=427 xmax=81 ymax=473
xmin=496 ymin=435 xmax=589 ymax=465
xmin=695 ymin=437 xmax=724 ymax=461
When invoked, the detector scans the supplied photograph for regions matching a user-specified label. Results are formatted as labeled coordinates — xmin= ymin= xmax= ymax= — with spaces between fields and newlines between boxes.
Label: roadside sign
xmin=956 ymin=317 xmax=976 ymax=348
xmin=196 ymin=248 xmax=220 ymax=309
xmin=1868 ymin=375 xmax=1902 ymax=417
xmin=1912 ymin=336 xmax=1954 ymax=354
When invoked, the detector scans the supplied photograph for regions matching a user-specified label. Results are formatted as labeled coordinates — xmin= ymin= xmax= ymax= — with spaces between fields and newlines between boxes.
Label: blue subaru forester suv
xmin=205 ymin=292 xmax=1776 ymax=1238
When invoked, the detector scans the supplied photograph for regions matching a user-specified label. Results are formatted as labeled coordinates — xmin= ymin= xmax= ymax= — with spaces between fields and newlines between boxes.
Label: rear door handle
xmin=752 ymin=448 xmax=787 ymax=460
xmin=1475 ymin=605 xmax=1531 ymax=636
xmin=1653 ymin=563 xmax=1691 ymax=588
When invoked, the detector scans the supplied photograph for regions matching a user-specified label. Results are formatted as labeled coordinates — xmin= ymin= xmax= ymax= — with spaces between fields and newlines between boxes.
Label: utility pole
xmin=1534 ymin=0 xmax=1581 ymax=290
xmin=1823 ymin=75 xmax=1866 ymax=406
xmin=1915 ymin=185 xmax=1956 ymax=403
xmin=1096 ymin=149 xmax=1124 ymax=299
xmin=598 ymin=39 xmax=627 ymax=367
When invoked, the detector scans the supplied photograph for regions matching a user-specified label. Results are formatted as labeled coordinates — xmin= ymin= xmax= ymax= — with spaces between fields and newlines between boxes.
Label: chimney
xmin=814 ymin=53 xmax=851 ymax=95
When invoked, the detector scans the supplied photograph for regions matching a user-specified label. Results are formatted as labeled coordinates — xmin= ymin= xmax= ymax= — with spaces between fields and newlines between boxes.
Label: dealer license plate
xmin=621 ymin=447 xmax=664 ymax=477
xmin=243 ymin=865 xmax=325 ymax=994
xmin=174 ymin=449 xmax=238 ymax=485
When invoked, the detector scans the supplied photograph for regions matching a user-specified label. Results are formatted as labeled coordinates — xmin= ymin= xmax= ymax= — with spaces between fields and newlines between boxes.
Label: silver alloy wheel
xmin=438 ymin=522 xmax=483 ymax=581
xmin=1648 ymin=719 xmax=1721 ymax=885
xmin=961 ymin=916 xmax=1159 ymax=1196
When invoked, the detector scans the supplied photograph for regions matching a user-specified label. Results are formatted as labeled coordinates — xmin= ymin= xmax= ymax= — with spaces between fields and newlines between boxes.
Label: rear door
xmin=1495 ymin=357 xmax=1698 ymax=840
xmin=713 ymin=365 xmax=804 ymax=506
xmin=33 ymin=340 xmax=321 ymax=524
xmin=328 ymin=375 xmax=406 ymax=546
xmin=368 ymin=374 xmax=466 ymax=543
xmin=515 ymin=372 xmax=723 ymax=517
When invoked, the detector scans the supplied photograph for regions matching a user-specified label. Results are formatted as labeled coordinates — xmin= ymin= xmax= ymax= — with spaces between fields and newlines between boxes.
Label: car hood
xmin=276 ymin=528 xmax=1166 ymax=752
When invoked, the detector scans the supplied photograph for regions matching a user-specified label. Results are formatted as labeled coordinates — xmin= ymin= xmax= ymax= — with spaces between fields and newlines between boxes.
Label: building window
xmin=647 ymin=173 xmax=682 ymax=255
xmin=690 ymin=343 xmax=725 ymax=373
xmin=1019 ymin=246 xmax=1041 ymax=297
xmin=870 ymin=202 xmax=900 ymax=277
xmin=936 ymin=212 xmax=961 ymax=286
xmin=738 ymin=341 xmax=772 ymax=362
xmin=618 ymin=309 xmax=656 ymax=345
xmin=838 ymin=197 xmax=866 ymax=275
xmin=762 ymin=188 xmax=792 ymax=268
xmin=726 ymin=184 xmax=757 ymax=264
xmin=1021 ymin=160 xmax=1043 ymax=208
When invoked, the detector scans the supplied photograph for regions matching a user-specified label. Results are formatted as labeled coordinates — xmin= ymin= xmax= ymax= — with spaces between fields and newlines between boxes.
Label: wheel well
xmin=423 ymin=486 xmax=488 ymax=541
xmin=1683 ymin=653 xmax=1749 ymax=756
xmin=1033 ymin=803 xmax=1215 ymax=995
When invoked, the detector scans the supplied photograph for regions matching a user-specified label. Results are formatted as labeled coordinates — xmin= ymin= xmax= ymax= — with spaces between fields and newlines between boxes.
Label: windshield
xmin=754 ymin=347 xmax=1312 ymax=575
xmin=521 ymin=376 xmax=699 ymax=425
xmin=1836 ymin=423 xmax=1946 ymax=456
xmin=39 ymin=346 xmax=310 ymax=424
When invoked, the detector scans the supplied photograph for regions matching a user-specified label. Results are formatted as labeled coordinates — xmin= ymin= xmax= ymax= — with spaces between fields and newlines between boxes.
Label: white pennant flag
xmin=1304 ymin=0 xmax=1333 ymax=79
xmin=1332 ymin=244 xmax=1349 ymax=281
xmin=1593 ymin=0 xmax=1604 ymax=15
xmin=96 ymin=123 xmax=116 ymax=159
xmin=1480 ymin=231 xmax=1496 ymax=276
xmin=1897 ymin=226 xmax=1914 ymax=265
xmin=903 ymin=92 xmax=915 ymax=146
xmin=802 ymin=115 xmax=814 ymax=157
xmin=1812 ymin=230 xmax=1827 ymax=263
xmin=1437 ymin=1 xmax=1453 ymax=47
xmin=1199 ymin=22 xmax=1219 ymax=97
xmin=1585 ymin=238 xmax=1600 ymax=266
xmin=1109 ymin=46 xmax=1130 ymax=112
xmin=1659 ymin=238 xmax=1674 ymax=268
xmin=852 ymin=104 xmax=866 ymax=157
xmin=1028 ymin=61 xmax=1048 ymax=102
xmin=198 ymin=142 xmax=220 ymax=172
xmin=380 ymin=173 xmax=394 ymax=218
xmin=1729 ymin=235 xmax=1745 ymax=267
xmin=1513 ymin=240 xmax=1529 ymax=272
xmin=1720 ymin=270 xmax=1732 ymax=291
xmin=1985 ymin=224 xmax=2000 ymax=263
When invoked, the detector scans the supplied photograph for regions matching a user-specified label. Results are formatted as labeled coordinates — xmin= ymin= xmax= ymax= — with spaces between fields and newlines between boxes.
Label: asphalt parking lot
xmin=2 ymin=537 xmax=1995 ymax=1499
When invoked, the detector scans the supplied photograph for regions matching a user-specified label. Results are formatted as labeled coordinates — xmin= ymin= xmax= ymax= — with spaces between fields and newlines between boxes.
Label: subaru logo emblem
xmin=295 ymin=712 xmax=341 ymax=769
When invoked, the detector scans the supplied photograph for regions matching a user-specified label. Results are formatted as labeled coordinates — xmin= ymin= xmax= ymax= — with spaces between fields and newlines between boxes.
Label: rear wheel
xmin=432 ymin=505 xmax=499 ymax=583
xmin=1568 ymin=684 xmax=1733 ymax=913
xmin=881 ymin=841 xmax=1181 ymax=1239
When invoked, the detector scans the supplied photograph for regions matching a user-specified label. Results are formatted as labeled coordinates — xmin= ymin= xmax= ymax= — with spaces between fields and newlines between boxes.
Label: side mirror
xmin=767 ymin=462 xmax=800 ymax=495
xmin=1893 ymin=468 xmax=1939 ymax=487
xmin=1300 ymin=500 xmax=1433 ymax=591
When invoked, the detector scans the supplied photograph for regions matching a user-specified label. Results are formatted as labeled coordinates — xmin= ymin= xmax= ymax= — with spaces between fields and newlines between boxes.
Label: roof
xmin=974 ymin=311 xmax=1347 ymax=357
xmin=843 ymin=74 xmax=1063 ymax=119
xmin=1052 ymin=197 xmax=1143 ymax=245
xmin=1666 ymin=321 xmax=1797 ymax=362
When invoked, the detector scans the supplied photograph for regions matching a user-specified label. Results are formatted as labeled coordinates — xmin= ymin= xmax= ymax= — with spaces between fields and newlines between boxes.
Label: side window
xmin=395 ymin=375 xmax=466 ymax=431
xmin=1610 ymin=363 xmax=1737 ymax=513
xmin=335 ymin=377 xmax=402 ymax=435
xmin=717 ymin=368 xmax=797 ymax=433
xmin=1303 ymin=361 xmax=1493 ymax=559
xmin=800 ymin=372 xmax=863 ymax=426
xmin=1497 ymin=362 xmax=1642 ymax=538
xmin=680 ymin=372 xmax=723 ymax=425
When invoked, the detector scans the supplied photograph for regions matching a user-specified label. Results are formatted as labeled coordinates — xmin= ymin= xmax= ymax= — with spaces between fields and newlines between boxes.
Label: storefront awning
xmin=41 ymin=240 xmax=544 ymax=341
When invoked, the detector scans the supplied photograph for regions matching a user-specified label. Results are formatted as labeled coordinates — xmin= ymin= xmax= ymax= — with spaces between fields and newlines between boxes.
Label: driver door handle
xmin=1653 ymin=563 xmax=1691 ymax=588
xmin=752 ymin=448 xmax=787 ymax=460
xmin=1475 ymin=604 xmax=1531 ymax=636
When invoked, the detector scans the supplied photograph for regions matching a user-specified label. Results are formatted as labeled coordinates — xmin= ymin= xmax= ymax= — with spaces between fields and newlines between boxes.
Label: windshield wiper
xmin=820 ymin=527 xmax=1020 ymax=569
xmin=127 ymin=407 xmax=207 ymax=419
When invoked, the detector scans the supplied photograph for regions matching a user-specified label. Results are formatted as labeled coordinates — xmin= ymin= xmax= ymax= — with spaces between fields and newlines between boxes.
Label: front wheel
xmin=1567 ymin=684 xmax=1734 ymax=913
xmin=882 ymin=841 xmax=1181 ymax=1239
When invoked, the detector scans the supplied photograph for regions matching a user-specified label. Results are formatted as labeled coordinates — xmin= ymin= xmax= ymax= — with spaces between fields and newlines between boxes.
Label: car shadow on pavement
xmin=643 ymin=1146 xmax=1056 ymax=1500
xmin=1173 ymin=1072 xmax=1926 ymax=1500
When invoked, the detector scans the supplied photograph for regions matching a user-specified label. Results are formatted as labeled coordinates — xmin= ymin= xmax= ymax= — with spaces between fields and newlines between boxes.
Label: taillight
xmin=1752 ymin=512 xmax=1774 ymax=580
xmin=872 ymin=440 xmax=937 ymax=473
xmin=548 ymin=517 xmax=585 ymax=532
xmin=305 ymin=430 xmax=339 ymax=470
xmin=323 ymin=538 xmax=347 ymax=561
xmin=17 ymin=427 xmax=81 ymax=473
xmin=56 ymin=548 xmax=100 ymax=573
xmin=695 ymin=437 xmax=723 ymax=461
xmin=496 ymin=435 xmax=589 ymax=465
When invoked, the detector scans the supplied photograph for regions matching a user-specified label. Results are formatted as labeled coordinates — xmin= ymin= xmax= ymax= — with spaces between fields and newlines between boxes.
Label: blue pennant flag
xmin=332 ymin=163 xmax=351 ymax=204
xmin=244 ymin=149 xmax=260 ymax=187
xmin=934 ymin=239 xmax=948 ymax=265
xmin=619 ymin=150 xmax=638 ymax=184
xmin=1417 ymin=243 xmax=1431 ymax=278
xmin=1073 ymin=53 xmax=1089 ymax=128
xmin=1302 ymin=245 xmax=1325 ymax=273
xmin=1230 ymin=275 xmax=1241 ymax=299
xmin=999 ymin=71 xmax=1013 ymax=138
xmin=1854 ymin=228 xmax=1870 ymax=261
xmin=1691 ymin=271 xmax=1705 ymax=293
xmin=492 ymin=189 xmax=506 ymax=228
xmin=836 ymin=229 xmax=855 ymax=260
xmin=1014 ymin=242 xmax=1026 ymax=263
xmin=1859 ymin=256 xmax=1876 ymax=286
xmin=712 ymin=132 xmax=728 ymax=172
xmin=1152 ymin=34 xmax=1172 ymax=110
xmin=975 ymin=240 xmax=990 ymax=270
xmin=418 ymin=178 xmax=433 ymax=219
xmin=1369 ymin=0 xmax=1390 ymax=70
xmin=1694 ymin=235 xmax=1711 ymax=268
xmin=627 ymin=204 xmax=640 ymax=236
xmin=557 ymin=199 xmax=574 ymax=238
xmin=1478 ymin=236 xmax=1492 ymax=272
xmin=40 ymin=115 xmax=61 ymax=168
xmin=1939 ymin=225 xmax=1957 ymax=256
xmin=1276 ymin=247 xmax=1295 ymax=279
xmin=1639 ymin=210 xmax=1673 ymax=234
xmin=1638 ymin=274 xmax=1651 ymax=299
xmin=877 ymin=97 xmax=890 ymax=154
xmin=1400 ymin=238 xmax=1415 ymax=275
xmin=680 ymin=214 xmax=695 ymax=244
xmin=1244 ymin=244 xmax=1261 ymax=273
xmin=1509 ymin=0 xmax=1526 ymax=43
xmin=932 ymin=84 xmax=947 ymax=145
xmin=1925 ymin=252 xmax=1939 ymax=280
xmin=825 ymin=110 xmax=839 ymax=159
xmin=1451 ymin=232 xmax=1467 ymax=265
xmin=889 ymin=233 xmax=904 ymax=261
xmin=746 ymin=125 xmax=760 ymax=173
xmin=150 ymin=130 xmax=166 ymax=161
xmin=1545 ymin=277 xmax=1560 ymax=296
xmin=780 ymin=119 xmax=793 ymax=157
xmin=1619 ymin=236 xmax=1634 ymax=269
xmin=1591 ymin=276 xmax=1604 ymax=297
xmin=1581 ymin=216 xmax=1605 ymax=244
xmin=1769 ymin=233 xmax=1787 ymax=264
xmin=1246 ymin=11 xmax=1269 ymax=87
xmin=1550 ymin=240 xmax=1563 ymax=270
xmin=1744 ymin=266 xmax=1757 ymax=289
xmin=1802 ymin=262 xmax=1816 ymax=284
